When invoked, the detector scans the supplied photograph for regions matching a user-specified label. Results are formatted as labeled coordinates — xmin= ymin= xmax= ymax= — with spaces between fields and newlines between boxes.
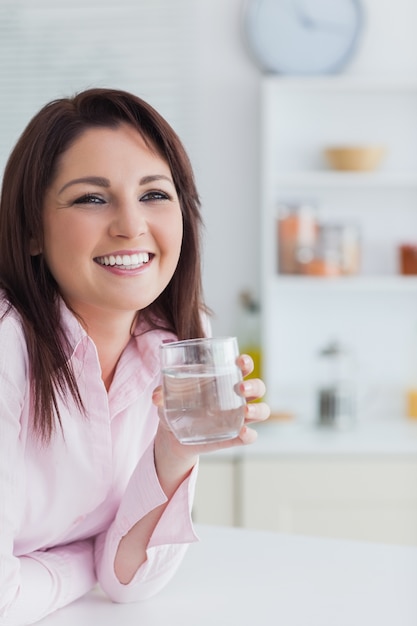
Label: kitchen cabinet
xmin=240 ymin=457 xmax=417 ymax=546
xmin=192 ymin=458 xmax=237 ymax=526
xmin=259 ymin=76 xmax=417 ymax=421
xmin=192 ymin=422 xmax=417 ymax=546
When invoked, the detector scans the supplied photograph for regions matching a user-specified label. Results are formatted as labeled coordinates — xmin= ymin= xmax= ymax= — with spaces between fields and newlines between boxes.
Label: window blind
xmin=0 ymin=0 xmax=196 ymax=173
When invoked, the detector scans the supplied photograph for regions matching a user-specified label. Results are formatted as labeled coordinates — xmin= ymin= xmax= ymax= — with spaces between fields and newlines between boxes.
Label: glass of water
xmin=160 ymin=337 xmax=246 ymax=444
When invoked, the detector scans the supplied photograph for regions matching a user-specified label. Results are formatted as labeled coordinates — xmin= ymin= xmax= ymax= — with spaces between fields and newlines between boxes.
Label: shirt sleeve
xmin=94 ymin=441 xmax=199 ymax=603
xmin=0 ymin=316 xmax=97 ymax=626
xmin=0 ymin=542 xmax=96 ymax=626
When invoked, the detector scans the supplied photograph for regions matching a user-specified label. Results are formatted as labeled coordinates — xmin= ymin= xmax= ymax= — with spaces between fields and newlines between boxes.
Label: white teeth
xmin=96 ymin=252 xmax=150 ymax=268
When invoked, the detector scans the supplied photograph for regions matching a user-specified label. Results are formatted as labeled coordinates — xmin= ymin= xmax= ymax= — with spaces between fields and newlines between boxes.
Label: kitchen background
xmin=1 ymin=0 xmax=417 ymax=544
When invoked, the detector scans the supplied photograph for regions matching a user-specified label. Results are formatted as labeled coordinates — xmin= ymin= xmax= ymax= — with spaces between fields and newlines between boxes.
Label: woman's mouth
xmin=94 ymin=252 xmax=151 ymax=269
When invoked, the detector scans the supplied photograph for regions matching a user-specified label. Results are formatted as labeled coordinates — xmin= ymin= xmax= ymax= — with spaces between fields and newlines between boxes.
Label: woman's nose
xmin=109 ymin=203 xmax=148 ymax=239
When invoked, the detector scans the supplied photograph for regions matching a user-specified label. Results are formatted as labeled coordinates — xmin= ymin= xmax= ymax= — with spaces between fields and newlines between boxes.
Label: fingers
xmin=152 ymin=385 xmax=163 ymax=407
xmin=245 ymin=401 xmax=270 ymax=424
xmin=236 ymin=354 xmax=254 ymax=377
xmin=238 ymin=377 xmax=266 ymax=402
xmin=237 ymin=425 xmax=259 ymax=445
xmin=152 ymin=386 xmax=175 ymax=435
xmin=238 ymin=375 xmax=270 ymax=426
xmin=236 ymin=360 xmax=269 ymax=427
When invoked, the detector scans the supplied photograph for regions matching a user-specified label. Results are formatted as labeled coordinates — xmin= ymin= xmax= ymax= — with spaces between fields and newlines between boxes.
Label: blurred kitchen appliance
xmin=316 ymin=341 xmax=356 ymax=429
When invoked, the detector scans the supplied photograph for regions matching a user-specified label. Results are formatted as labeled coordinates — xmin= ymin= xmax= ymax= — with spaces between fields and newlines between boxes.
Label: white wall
xmin=186 ymin=1 xmax=261 ymax=335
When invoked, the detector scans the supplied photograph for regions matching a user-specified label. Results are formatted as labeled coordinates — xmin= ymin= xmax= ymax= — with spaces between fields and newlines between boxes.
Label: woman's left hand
xmin=152 ymin=353 xmax=270 ymax=459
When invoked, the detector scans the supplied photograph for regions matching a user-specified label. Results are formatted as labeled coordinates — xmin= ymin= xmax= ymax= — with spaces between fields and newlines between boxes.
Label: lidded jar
xmin=277 ymin=201 xmax=318 ymax=274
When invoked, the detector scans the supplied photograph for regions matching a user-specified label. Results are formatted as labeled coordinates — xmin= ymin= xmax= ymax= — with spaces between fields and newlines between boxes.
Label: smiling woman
xmin=0 ymin=87 xmax=269 ymax=625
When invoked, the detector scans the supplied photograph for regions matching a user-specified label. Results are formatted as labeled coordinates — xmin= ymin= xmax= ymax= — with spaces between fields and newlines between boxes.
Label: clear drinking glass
xmin=160 ymin=337 xmax=246 ymax=444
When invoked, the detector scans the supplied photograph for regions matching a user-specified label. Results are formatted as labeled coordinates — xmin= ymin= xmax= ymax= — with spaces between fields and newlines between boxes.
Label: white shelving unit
xmin=259 ymin=75 xmax=417 ymax=420
xmin=274 ymin=172 xmax=417 ymax=188
xmin=269 ymin=276 xmax=417 ymax=293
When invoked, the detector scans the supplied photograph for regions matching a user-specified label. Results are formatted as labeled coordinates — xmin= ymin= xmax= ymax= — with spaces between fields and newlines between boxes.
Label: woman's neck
xmin=76 ymin=306 xmax=138 ymax=391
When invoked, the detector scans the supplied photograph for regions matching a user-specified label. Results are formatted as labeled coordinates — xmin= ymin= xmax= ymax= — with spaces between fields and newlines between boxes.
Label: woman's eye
xmin=73 ymin=194 xmax=105 ymax=205
xmin=141 ymin=190 xmax=170 ymax=202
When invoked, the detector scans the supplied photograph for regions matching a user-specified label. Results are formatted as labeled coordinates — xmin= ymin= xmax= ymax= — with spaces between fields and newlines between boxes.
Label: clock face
xmin=244 ymin=0 xmax=364 ymax=75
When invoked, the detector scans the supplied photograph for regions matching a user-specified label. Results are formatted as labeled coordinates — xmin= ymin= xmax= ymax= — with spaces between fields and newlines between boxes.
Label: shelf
xmin=270 ymin=275 xmax=417 ymax=292
xmin=264 ymin=75 xmax=417 ymax=93
xmin=274 ymin=171 xmax=417 ymax=189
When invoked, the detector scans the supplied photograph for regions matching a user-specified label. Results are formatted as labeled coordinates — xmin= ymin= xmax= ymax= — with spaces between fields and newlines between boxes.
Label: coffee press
xmin=316 ymin=340 xmax=355 ymax=430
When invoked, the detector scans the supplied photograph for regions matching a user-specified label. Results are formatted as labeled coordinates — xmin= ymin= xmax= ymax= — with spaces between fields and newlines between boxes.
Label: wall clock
xmin=243 ymin=0 xmax=364 ymax=75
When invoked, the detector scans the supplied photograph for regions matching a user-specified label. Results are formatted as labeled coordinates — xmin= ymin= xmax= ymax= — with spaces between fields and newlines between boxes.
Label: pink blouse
xmin=0 ymin=296 xmax=199 ymax=625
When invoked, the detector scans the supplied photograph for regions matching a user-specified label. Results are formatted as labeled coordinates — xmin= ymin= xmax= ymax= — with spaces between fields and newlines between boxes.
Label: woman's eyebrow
xmin=58 ymin=176 xmax=110 ymax=195
xmin=139 ymin=174 xmax=174 ymax=186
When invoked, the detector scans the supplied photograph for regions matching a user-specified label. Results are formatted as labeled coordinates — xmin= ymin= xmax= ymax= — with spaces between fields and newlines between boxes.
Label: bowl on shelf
xmin=324 ymin=145 xmax=387 ymax=172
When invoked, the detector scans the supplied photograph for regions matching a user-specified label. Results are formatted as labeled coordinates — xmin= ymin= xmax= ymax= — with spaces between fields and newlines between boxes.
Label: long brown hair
xmin=0 ymin=88 xmax=208 ymax=441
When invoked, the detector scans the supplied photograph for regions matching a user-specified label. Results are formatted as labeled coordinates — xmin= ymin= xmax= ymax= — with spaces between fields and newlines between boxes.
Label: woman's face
xmin=39 ymin=123 xmax=183 ymax=325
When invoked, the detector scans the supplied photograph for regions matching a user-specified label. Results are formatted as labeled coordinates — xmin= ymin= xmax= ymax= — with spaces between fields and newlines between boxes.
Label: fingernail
xmin=152 ymin=388 xmax=162 ymax=403
xmin=246 ymin=403 xmax=256 ymax=418
xmin=241 ymin=354 xmax=252 ymax=367
xmin=240 ymin=380 xmax=254 ymax=395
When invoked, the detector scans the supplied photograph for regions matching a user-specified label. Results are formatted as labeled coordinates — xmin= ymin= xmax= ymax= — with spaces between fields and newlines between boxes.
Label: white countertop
xmin=38 ymin=524 xmax=417 ymax=626
xmin=202 ymin=417 xmax=417 ymax=460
